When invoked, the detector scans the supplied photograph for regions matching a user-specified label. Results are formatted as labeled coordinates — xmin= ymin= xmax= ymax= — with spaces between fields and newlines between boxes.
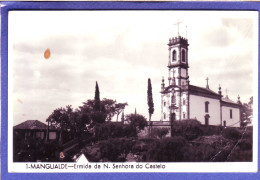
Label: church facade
xmin=160 ymin=35 xmax=241 ymax=127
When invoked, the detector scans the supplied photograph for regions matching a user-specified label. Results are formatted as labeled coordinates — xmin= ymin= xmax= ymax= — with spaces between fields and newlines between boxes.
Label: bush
xmin=222 ymin=127 xmax=242 ymax=141
xmin=98 ymin=138 xmax=135 ymax=162
xmin=145 ymin=136 xmax=187 ymax=162
xmin=200 ymin=125 xmax=223 ymax=136
xmin=182 ymin=143 xmax=217 ymax=162
xmin=172 ymin=120 xmax=203 ymax=140
xmin=151 ymin=127 xmax=169 ymax=139
xmin=94 ymin=122 xmax=134 ymax=141
xmin=238 ymin=139 xmax=252 ymax=150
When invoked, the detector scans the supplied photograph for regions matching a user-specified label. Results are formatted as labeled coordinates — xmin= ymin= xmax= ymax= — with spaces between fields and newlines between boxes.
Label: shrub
xmin=172 ymin=120 xmax=203 ymax=140
xmin=238 ymin=139 xmax=252 ymax=150
xmin=145 ymin=136 xmax=187 ymax=162
xmin=94 ymin=122 xmax=134 ymax=141
xmin=98 ymin=138 xmax=135 ymax=162
xmin=222 ymin=127 xmax=242 ymax=141
xmin=200 ymin=125 xmax=223 ymax=136
xmin=151 ymin=127 xmax=169 ymax=139
xmin=182 ymin=143 xmax=217 ymax=162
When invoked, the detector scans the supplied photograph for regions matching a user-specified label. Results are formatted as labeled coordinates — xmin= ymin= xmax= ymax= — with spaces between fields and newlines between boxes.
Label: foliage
xmin=125 ymin=113 xmax=148 ymax=137
xmin=151 ymin=127 xmax=169 ymax=139
xmin=240 ymin=96 xmax=253 ymax=127
xmin=146 ymin=137 xmax=187 ymax=162
xmin=200 ymin=125 xmax=223 ymax=136
xmin=98 ymin=138 xmax=135 ymax=162
xmin=94 ymin=122 xmax=134 ymax=141
xmin=13 ymin=134 xmax=60 ymax=162
xmin=172 ymin=120 xmax=203 ymax=140
xmin=80 ymin=99 xmax=127 ymax=123
xmin=182 ymin=143 xmax=217 ymax=162
xmin=222 ymin=127 xmax=242 ymax=141
xmin=147 ymin=78 xmax=154 ymax=121
xmin=121 ymin=112 xmax=125 ymax=123
xmin=94 ymin=81 xmax=101 ymax=111
xmin=115 ymin=103 xmax=128 ymax=121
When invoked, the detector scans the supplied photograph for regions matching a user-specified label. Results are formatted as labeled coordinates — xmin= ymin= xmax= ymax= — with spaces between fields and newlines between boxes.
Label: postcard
xmin=6 ymin=10 xmax=258 ymax=173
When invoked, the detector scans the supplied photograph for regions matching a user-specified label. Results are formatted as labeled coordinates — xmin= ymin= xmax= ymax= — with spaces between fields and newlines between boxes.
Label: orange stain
xmin=44 ymin=48 xmax=51 ymax=59
xmin=17 ymin=98 xmax=23 ymax=104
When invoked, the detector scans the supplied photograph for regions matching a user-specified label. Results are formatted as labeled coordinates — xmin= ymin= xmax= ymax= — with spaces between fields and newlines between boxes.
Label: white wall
xmin=190 ymin=95 xmax=221 ymax=125
xmin=181 ymin=69 xmax=187 ymax=77
xmin=162 ymin=94 xmax=170 ymax=121
xmin=222 ymin=106 xmax=240 ymax=127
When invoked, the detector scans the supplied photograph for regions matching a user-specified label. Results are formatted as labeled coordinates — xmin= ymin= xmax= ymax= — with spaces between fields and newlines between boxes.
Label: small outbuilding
xmin=13 ymin=120 xmax=59 ymax=141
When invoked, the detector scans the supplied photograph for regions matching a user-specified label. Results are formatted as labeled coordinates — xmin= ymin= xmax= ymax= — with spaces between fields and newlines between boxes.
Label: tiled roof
xmin=13 ymin=120 xmax=48 ymax=130
xmin=189 ymin=85 xmax=221 ymax=97
xmin=221 ymin=96 xmax=239 ymax=105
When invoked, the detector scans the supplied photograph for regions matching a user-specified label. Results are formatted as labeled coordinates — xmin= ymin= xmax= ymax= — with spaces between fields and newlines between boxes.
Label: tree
xmin=147 ymin=78 xmax=154 ymax=137
xmin=240 ymin=96 xmax=253 ymax=127
xmin=80 ymin=98 xmax=128 ymax=124
xmin=121 ymin=112 xmax=125 ymax=123
xmin=147 ymin=78 xmax=154 ymax=121
xmin=125 ymin=113 xmax=148 ymax=137
xmin=94 ymin=81 xmax=101 ymax=111
xmin=46 ymin=106 xmax=73 ymax=144
xmin=115 ymin=103 xmax=128 ymax=121
xmin=101 ymin=98 xmax=116 ymax=121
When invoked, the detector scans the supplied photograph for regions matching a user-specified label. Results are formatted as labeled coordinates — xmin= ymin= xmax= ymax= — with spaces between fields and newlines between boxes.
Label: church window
xmin=183 ymin=112 xmax=185 ymax=119
xmin=205 ymin=101 xmax=209 ymax=113
xmin=223 ymin=120 xmax=226 ymax=127
xmin=171 ymin=96 xmax=175 ymax=104
xmin=182 ymin=49 xmax=186 ymax=62
xmin=172 ymin=50 xmax=176 ymax=61
xmin=183 ymin=99 xmax=186 ymax=105
xmin=164 ymin=101 xmax=166 ymax=106
xmin=164 ymin=113 xmax=166 ymax=119
xmin=230 ymin=109 xmax=233 ymax=119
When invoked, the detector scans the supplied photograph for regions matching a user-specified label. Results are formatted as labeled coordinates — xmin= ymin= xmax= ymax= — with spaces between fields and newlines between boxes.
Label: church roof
xmin=14 ymin=120 xmax=48 ymax=130
xmin=221 ymin=96 xmax=240 ymax=107
xmin=189 ymin=85 xmax=222 ymax=99
xmin=222 ymin=96 xmax=237 ymax=104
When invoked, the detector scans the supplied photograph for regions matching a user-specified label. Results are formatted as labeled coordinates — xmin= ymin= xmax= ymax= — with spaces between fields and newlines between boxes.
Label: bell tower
xmin=161 ymin=21 xmax=190 ymax=121
xmin=167 ymin=36 xmax=189 ymax=87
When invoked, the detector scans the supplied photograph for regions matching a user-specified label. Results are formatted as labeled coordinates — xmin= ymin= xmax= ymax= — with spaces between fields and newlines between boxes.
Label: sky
xmin=9 ymin=11 xmax=257 ymax=126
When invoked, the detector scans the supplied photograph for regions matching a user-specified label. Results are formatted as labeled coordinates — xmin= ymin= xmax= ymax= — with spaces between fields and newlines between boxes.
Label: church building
xmin=160 ymin=33 xmax=241 ymax=127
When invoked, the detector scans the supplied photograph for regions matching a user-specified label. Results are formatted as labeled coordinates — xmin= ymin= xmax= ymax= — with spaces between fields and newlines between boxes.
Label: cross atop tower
xmin=206 ymin=77 xmax=209 ymax=89
xmin=174 ymin=20 xmax=182 ymax=36
xmin=225 ymin=88 xmax=229 ymax=98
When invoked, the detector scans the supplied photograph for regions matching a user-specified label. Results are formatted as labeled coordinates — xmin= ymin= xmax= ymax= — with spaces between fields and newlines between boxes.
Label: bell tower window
xmin=182 ymin=49 xmax=186 ymax=62
xmin=172 ymin=50 xmax=176 ymax=61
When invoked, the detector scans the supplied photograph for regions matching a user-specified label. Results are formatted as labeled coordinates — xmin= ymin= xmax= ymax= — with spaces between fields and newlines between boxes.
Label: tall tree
xmin=147 ymin=78 xmax=154 ymax=121
xmin=94 ymin=81 xmax=101 ymax=111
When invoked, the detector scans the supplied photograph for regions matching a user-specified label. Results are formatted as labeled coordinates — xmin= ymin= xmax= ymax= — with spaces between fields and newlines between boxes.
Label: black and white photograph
xmin=8 ymin=10 xmax=258 ymax=172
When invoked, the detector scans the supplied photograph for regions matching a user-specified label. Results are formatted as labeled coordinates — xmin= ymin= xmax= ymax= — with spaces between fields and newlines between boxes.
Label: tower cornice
xmin=168 ymin=63 xmax=189 ymax=69
xmin=168 ymin=36 xmax=189 ymax=46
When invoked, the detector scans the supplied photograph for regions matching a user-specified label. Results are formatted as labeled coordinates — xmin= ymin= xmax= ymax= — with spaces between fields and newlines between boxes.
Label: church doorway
xmin=204 ymin=114 xmax=210 ymax=125
xmin=170 ymin=113 xmax=176 ymax=122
